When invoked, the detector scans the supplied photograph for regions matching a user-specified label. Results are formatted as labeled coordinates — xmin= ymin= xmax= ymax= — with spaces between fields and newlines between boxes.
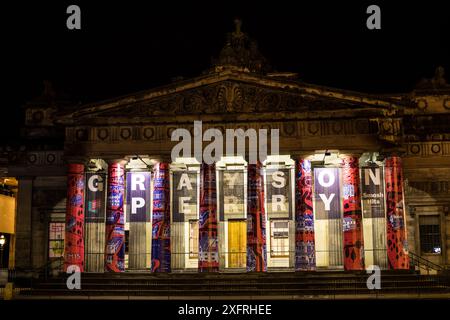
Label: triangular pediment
xmin=57 ymin=70 xmax=405 ymax=125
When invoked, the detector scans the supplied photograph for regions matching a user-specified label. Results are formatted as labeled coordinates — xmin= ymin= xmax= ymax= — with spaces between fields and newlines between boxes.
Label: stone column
xmin=295 ymin=158 xmax=316 ymax=271
xmin=105 ymin=160 xmax=126 ymax=272
xmin=247 ymin=161 xmax=267 ymax=272
xmin=198 ymin=163 xmax=219 ymax=272
xmin=384 ymin=156 xmax=409 ymax=270
xmin=64 ymin=163 xmax=85 ymax=272
xmin=341 ymin=155 xmax=364 ymax=270
xmin=151 ymin=162 xmax=171 ymax=272
xmin=14 ymin=177 xmax=33 ymax=269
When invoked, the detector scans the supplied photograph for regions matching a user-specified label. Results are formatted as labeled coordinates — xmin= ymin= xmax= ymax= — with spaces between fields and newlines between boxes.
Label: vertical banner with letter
xmin=105 ymin=163 xmax=125 ymax=272
xmin=295 ymin=159 xmax=315 ymax=271
xmin=199 ymin=163 xmax=219 ymax=272
xmin=172 ymin=171 xmax=198 ymax=223
xmin=247 ymin=162 xmax=267 ymax=272
xmin=172 ymin=170 xmax=198 ymax=269
xmin=341 ymin=156 xmax=364 ymax=270
xmin=361 ymin=165 xmax=387 ymax=269
xmin=151 ymin=163 xmax=171 ymax=272
xmin=266 ymin=168 xmax=291 ymax=218
xmin=126 ymin=172 xmax=151 ymax=222
xmin=361 ymin=167 xmax=385 ymax=218
xmin=127 ymin=171 xmax=151 ymax=269
xmin=85 ymin=172 xmax=106 ymax=272
xmin=85 ymin=173 xmax=106 ymax=223
xmin=313 ymin=167 xmax=342 ymax=267
xmin=220 ymin=170 xmax=245 ymax=220
xmin=64 ymin=163 xmax=85 ymax=272
xmin=384 ymin=156 xmax=409 ymax=269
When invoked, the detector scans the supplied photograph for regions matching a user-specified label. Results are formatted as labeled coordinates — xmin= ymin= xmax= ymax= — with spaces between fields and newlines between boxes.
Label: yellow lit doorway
xmin=228 ymin=220 xmax=246 ymax=268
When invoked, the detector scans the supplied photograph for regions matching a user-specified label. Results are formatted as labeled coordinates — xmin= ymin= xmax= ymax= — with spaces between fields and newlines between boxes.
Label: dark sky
xmin=3 ymin=1 xmax=450 ymax=140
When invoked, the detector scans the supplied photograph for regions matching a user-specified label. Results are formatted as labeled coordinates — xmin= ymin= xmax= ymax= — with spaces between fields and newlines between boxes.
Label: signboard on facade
xmin=172 ymin=171 xmax=198 ymax=222
xmin=219 ymin=170 xmax=245 ymax=220
xmin=126 ymin=171 xmax=151 ymax=222
xmin=85 ymin=172 xmax=106 ymax=223
xmin=313 ymin=168 xmax=341 ymax=219
xmin=361 ymin=166 xmax=385 ymax=218
xmin=266 ymin=168 xmax=291 ymax=219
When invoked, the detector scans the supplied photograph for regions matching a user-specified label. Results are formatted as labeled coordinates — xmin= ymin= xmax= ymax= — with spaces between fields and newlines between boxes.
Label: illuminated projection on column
xmin=385 ymin=157 xmax=409 ymax=270
xmin=341 ymin=157 xmax=364 ymax=270
xmin=295 ymin=159 xmax=315 ymax=270
xmin=105 ymin=163 xmax=125 ymax=272
xmin=247 ymin=163 xmax=267 ymax=272
xmin=64 ymin=164 xmax=85 ymax=271
xmin=199 ymin=164 xmax=219 ymax=271
xmin=152 ymin=163 xmax=171 ymax=272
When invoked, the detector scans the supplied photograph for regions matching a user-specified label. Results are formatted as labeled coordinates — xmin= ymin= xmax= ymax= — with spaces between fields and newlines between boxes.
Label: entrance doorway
xmin=227 ymin=220 xmax=246 ymax=268
xmin=268 ymin=219 xmax=290 ymax=268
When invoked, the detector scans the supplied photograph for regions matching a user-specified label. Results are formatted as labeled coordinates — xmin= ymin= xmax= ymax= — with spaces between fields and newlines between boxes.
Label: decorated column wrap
xmin=199 ymin=163 xmax=219 ymax=272
xmin=247 ymin=162 xmax=267 ymax=272
xmin=295 ymin=159 xmax=316 ymax=271
xmin=341 ymin=156 xmax=364 ymax=270
xmin=384 ymin=156 xmax=409 ymax=269
xmin=105 ymin=162 xmax=125 ymax=272
xmin=64 ymin=163 xmax=85 ymax=272
xmin=151 ymin=162 xmax=171 ymax=272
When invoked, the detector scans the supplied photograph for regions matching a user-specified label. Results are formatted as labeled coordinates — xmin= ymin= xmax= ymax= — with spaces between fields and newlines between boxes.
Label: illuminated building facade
xmin=2 ymin=24 xmax=450 ymax=278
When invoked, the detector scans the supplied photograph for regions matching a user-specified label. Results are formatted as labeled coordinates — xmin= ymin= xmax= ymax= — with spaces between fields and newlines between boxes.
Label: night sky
xmin=3 ymin=1 xmax=450 ymax=141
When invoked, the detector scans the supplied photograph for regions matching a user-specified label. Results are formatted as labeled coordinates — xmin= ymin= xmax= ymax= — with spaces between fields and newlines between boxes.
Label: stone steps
xmin=15 ymin=271 xmax=450 ymax=298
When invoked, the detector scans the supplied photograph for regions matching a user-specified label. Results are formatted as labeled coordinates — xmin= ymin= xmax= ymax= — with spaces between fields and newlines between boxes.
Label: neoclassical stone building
xmin=2 ymin=23 xmax=450 ymax=276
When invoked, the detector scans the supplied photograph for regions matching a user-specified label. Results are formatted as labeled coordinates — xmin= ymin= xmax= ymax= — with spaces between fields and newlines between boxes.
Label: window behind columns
xmin=419 ymin=215 xmax=442 ymax=254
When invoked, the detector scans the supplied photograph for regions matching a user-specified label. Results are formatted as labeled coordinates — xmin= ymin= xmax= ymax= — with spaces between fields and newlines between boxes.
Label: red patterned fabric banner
xmin=64 ymin=163 xmax=85 ymax=272
xmin=105 ymin=162 xmax=125 ymax=272
xmin=385 ymin=156 xmax=409 ymax=269
xmin=199 ymin=163 xmax=219 ymax=272
xmin=151 ymin=163 xmax=171 ymax=272
xmin=341 ymin=156 xmax=364 ymax=270
xmin=295 ymin=159 xmax=315 ymax=271
xmin=247 ymin=162 xmax=267 ymax=272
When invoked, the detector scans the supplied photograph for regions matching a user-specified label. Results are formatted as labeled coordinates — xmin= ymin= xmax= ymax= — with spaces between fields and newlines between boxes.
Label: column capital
xmin=338 ymin=149 xmax=365 ymax=158
xmin=290 ymin=150 xmax=316 ymax=159
xmin=64 ymin=156 xmax=90 ymax=166
xmin=149 ymin=154 xmax=172 ymax=164
xmin=378 ymin=147 xmax=407 ymax=159
xmin=103 ymin=157 xmax=128 ymax=166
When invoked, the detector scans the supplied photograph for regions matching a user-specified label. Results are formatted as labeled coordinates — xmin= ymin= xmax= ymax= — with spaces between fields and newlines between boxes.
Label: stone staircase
xmin=11 ymin=270 xmax=450 ymax=299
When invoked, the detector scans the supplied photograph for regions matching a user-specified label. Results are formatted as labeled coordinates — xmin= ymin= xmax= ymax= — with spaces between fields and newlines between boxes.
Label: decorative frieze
xmin=405 ymin=180 xmax=450 ymax=196
xmin=65 ymin=119 xmax=377 ymax=145
xmin=17 ymin=151 xmax=65 ymax=167
xmin=405 ymin=142 xmax=450 ymax=157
